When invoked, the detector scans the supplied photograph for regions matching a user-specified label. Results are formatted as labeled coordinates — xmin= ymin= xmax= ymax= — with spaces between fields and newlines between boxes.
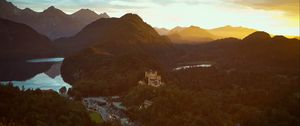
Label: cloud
xmin=228 ymin=0 xmax=299 ymax=17
xmin=8 ymin=0 xmax=145 ymax=11
xmin=8 ymin=0 xmax=223 ymax=11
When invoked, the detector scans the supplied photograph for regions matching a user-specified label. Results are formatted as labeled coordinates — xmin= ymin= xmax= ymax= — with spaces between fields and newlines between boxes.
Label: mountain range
xmin=155 ymin=25 xmax=257 ymax=43
xmin=0 ymin=1 xmax=299 ymax=91
xmin=0 ymin=0 xmax=109 ymax=39
xmin=210 ymin=25 xmax=257 ymax=39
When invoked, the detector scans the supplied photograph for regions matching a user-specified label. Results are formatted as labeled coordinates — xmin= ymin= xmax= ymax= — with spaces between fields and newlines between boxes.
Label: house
xmin=139 ymin=100 xmax=153 ymax=109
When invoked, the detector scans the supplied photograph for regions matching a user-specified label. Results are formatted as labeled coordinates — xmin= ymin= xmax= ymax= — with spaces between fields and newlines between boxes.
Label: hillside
xmin=122 ymin=32 xmax=300 ymax=126
xmin=0 ymin=18 xmax=55 ymax=81
xmin=60 ymin=13 xmax=178 ymax=96
xmin=0 ymin=84 xmax=96 ymax=126
xmin=177 ymin=31 xmax=299 ymax=74
xmin=0 ymin=18 xmax=54 ymax=60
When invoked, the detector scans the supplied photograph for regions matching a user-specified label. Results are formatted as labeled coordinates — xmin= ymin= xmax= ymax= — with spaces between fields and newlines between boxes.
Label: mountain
xmin=54 ymin=14 xmax=175 ymax=56
xmin=60 ymin=13 xmax=178 ymax=96
xmin=71 ymin=9 xmax=109 ymax=25
xmin=177 ymin=31 xmax=299 ymax=74
xmin=0 ymin=18 xmax=55 ymax=81
xmin=243 ymin=31 xmax=271 ymax=42
xmin=169 ymin=26 xmax=186 ymax=34
xmin=33 ymin=6 xmax=83 ymax=39
xmin=209 ymin=25 xmax=257 ymax=39
xmin=0 ymin=18 xmax=54 ymax=59
xmin=172 ymin=32 xmax=299 ymax=107
xmin=0 ymin=0 xmax=109 ymax=39
xmin=151 ymin=32 xmax=299 ymax=126
xmin=154 ymin=27 xmax=169 ymax=35
xmin=0 ymin=0 xmax=21 ymax=19
xmin=161 ymin=25 xmax=257 ymax=43
xmin=168 ymin=26 xmax=215 ymax=43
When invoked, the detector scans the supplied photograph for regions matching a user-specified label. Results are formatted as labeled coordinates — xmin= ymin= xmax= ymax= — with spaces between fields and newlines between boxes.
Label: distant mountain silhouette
xmin=243 ymin=31 xmax=271 ymax=42
xmin=169 ymin=26 xmax=186 ymax=33
xmin=209 ymin=25 xmax=257 ymax=39
xmin=0 ymin=18 xmax=55 ymax=81
xmin=0 ymin=0 xmax=109 ymax=39
xmin=168 ymin=26 xmax=215 ymax=43
xmin=155 ymin=25 xmax=257 ymax=43
xmin=154 ymin=27 xmax=169 ymax=35
xmin=71 ymin=9 xmax=109 ymax=25
xmin=60 ymin=13 xmax=178 ymax=95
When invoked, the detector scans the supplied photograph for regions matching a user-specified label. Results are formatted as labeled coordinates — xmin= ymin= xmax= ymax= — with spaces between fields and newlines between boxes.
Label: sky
xmin=8 ymin=0 xmax=300 ymax=36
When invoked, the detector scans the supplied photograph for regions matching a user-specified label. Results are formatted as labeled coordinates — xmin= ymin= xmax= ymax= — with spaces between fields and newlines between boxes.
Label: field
xmin=89 ymin=111 xmax=103 ymax=124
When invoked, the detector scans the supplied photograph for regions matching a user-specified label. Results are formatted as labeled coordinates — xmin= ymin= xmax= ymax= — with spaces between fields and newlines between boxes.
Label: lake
xmin=1 ymin=57 xmax=72 ymax=92
xmin=173 ymin=64 xmax=212 ymax=71
xmin=27 ymin=57 xmax=64 ymax=63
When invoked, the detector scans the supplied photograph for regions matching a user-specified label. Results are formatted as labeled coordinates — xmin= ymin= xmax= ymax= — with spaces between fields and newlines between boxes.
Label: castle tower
xmin=141 ymin=70 xmax=164 ymax=87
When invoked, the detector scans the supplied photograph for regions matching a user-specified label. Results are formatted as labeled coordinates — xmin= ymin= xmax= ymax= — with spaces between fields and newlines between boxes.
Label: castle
xmin=139 ymin=70 xmax=164 ymax=87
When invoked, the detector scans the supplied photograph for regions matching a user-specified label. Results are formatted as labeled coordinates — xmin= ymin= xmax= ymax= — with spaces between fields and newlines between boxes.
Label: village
xmin=82 ymin=70 xmax=164 ymax=126
xmin=82 ymin=96 xmax=133 ymax=126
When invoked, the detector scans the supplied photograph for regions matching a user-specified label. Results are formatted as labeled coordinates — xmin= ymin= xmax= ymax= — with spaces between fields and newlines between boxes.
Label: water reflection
xmin=27 ymin=57 xmax=64 ymax=63
xmin=173 ymin=64 xmax=212 ymax=71
xmin=1 ymin=58 xmax=71 ymax=92
xmin=2 ymin=73 xmax=71 ymax=92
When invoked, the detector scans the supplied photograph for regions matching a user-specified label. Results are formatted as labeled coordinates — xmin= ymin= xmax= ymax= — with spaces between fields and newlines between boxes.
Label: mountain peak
xmin=43 ymin=6 xmax=65 ymax=15
xmin=79 ymin=8 xmax=92 ymax=11
xmin=0 ymin=0 xmax=11 ymax=6
xmin=181 ymin=26 xmax=208 ymax=33
xmin=72 ymin=9 xmax=110 ymax=19
xmin=243 ymin=31 xmax=271 ymax=41
xmin=22 ymin=8 xmax=34 ymax=13
xmin=99 ymin=12 xmax=109 ymax=18
xmin=170 ymin=26 xmax=186 ymax=33
xmin=0 ymin=0 xmax=21 ymax=14
xmin=187 ymin=25 xmax=204 ymax=30
xmin=23 ymin=8 xmax=32 ymax=11
xmin=120 ymin=13 xmax=143 ymax=22
xmin=272 ymin=35 xmax=288 ymax=41
xmin=76 ymin=9 xmax=97 ymax=15
xmin=225 ymin=25 xmax=232 ymax=27
xmin=189 ymin=25 xmax=199 ymax=28
xmin=47 ymin=6 xmax=56 ymax=10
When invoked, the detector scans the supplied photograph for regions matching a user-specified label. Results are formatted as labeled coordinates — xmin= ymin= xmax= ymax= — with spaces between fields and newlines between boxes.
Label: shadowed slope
xmin=0 ymin=18 xmax=55 ymax=81
xmin=61 ymin=13 xmax=178 ymax=96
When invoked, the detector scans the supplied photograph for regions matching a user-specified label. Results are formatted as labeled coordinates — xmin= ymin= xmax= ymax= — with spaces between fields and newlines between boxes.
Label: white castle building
xmin=139 ymin=70 xmax=164 ymax=87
